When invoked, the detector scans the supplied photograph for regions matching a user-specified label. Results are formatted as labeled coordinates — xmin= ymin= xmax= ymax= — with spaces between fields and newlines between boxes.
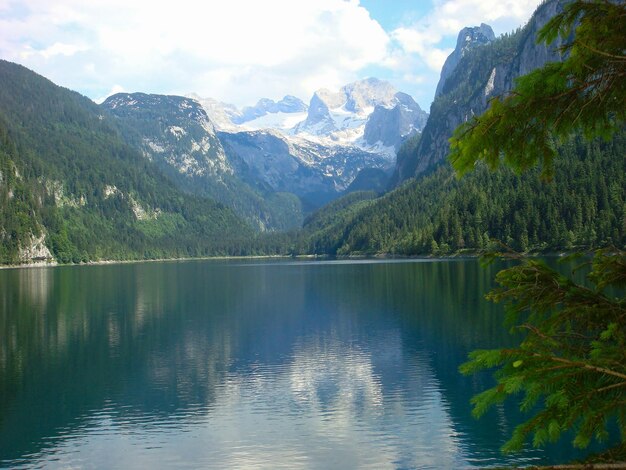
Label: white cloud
xmin=95 ymin=84 xmax=125 ymax=104
xmin=391 ymin=0 xmax=542 ymax=72
xmin=22 ymin=41 xmax=88 ymax=59
xmin=0 ymin=0 xmax=390 ymax=106
xmin=0 ymin=0 xmax=544 ymax=108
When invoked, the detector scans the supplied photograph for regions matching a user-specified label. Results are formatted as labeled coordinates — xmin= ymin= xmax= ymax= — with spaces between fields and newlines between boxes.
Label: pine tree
xmin=453 ymin=0 xmax=626 ymax=459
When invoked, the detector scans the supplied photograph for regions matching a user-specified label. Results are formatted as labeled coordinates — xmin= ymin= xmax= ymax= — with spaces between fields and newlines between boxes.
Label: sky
xmin=0 ymin=0 xmax=542 ymax=110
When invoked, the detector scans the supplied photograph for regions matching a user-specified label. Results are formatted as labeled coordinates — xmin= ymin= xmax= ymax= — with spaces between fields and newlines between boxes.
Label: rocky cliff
xmin=392 ymin=0 xmax=567 ymax=186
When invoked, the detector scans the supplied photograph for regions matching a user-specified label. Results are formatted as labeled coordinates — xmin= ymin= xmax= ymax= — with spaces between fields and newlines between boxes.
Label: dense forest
xmin=0 ymin=60 xmax=252 ymax=265
xmin=295 ymin=131 xmax=625 ymax=256
xmin=0 ymin=56 xmax=624 ymax=266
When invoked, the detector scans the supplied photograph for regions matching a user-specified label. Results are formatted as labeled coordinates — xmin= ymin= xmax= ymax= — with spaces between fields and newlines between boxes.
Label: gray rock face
xmin=435 ymin=23 xmax=495 ymax=99
xmin=364 ymin=92 xmax=428 ymax=149
xmin=294 ymin=92 xmax=337 ymax=135
xmin=102 ymin=93 xmax=231 ymax=178
xmin=392 ymin=0 xmax=567 ymax=186
xmin=219 ymin=129 xmax=394 ymax=207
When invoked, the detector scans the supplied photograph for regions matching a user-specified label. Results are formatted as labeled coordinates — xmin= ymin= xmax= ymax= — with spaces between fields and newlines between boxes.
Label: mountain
xmin=294 ymin=78 xmax=398 ymax=139
xmin=101 ymin=89 xmax=397 ymax=225
xmin=294 ymin=79 xmax=396 ymax=136
xmin=184 ymin=78 xmax=425 ymax=209
xmin=434 ymin=24 xmax=495 ymax=99
xmin=293 ymin=79 xmax=428 ymax=158
xmin=363 ymin=92 xmax=427 ymax=150
xmin=0 ymin=60 xmax=252 ymax=265
xmin=218 ymin=129 xmax=391 ymax=210
xmin=102 ymin=93 xmax=231 ymax=179
xmin=392 ymin=0 xmax=568 ymax=185
xmin=288 ymin=0 xmax=624 ymax=257
xmin=234 ymin=95 xmax=308 ymax=124
xmin=186 ymin=94 xmax=242 ymax=131
xmin=193 ymin=77 xmax=428 ymax=165
xmin=101 ymin=93 xmax=304 ymax=231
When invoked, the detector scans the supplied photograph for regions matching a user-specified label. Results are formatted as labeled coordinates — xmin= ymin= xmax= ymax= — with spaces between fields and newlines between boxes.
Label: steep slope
xmin=434 ymin=24 xmax=495 ymax=99
xmin=301 ymin=132 xmax=625 ymax=256
xmin=218 ymin=129 xmax=390 ymax=210
xmin=102 ymin=93 xmax=231 ymax=179
xmin=101 ymin=93 xmax=303 ymax=231
xmin=363 ymin=92 xmax=427 ymax=150
xmin=0 ymin=60 xmax=251 ymax=264
xmin=392 ymin=0 xmax=567 ymax=185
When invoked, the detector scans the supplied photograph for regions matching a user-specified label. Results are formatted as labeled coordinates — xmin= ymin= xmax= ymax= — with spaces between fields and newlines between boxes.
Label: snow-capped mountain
xmin=235 ymin=95 xmax=308 ymax=124
xmin=104 ymin=79 xmax=427 ymax=219
xmin=293 ymin=78 xmax=397 ymax=139
xmin=191 ymin=78 xmax=428 ymax=160
xmin=218 ymin=129 xmax=390 ymax=207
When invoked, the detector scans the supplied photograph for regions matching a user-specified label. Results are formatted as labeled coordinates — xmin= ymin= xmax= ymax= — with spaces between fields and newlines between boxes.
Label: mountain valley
xmin=0 ymin=0 xmax=623 ymax=266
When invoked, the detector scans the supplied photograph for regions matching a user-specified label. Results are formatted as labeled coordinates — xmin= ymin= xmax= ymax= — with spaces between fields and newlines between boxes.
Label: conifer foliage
xmin=456 ymin=0 xmax=626 ymax=458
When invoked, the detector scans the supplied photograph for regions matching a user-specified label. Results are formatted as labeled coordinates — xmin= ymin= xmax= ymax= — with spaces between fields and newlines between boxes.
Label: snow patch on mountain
xmin=241 ymin=111 xmax=309 ymax=131
xmin=189 ymin=78 xmax=428 ymax=200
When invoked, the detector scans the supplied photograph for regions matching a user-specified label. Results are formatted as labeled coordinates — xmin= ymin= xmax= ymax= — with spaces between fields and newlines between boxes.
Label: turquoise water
xmin=0 ymin=259 xmax=588 ymax=468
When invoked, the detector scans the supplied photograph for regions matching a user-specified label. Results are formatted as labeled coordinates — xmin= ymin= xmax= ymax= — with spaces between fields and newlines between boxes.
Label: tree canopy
xmin=453 ymin=0 xmax=626 ymax=460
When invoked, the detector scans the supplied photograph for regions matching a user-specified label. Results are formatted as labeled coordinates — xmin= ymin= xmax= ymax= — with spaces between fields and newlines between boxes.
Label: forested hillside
xmin=295 ymin=0 xmax=623 ymax=258
xmin=0 ymin=60 xmax=251 ymax=265
xmin=300 ymin=131 xmax=625 ymax=256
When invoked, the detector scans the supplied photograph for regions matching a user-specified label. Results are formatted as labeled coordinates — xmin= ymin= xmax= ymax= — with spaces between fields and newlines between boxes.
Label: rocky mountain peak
xmin=434 ymin=23 xmax=495 ymax=98
xmin=363 ymin=92 xmax=428 ymax=149
xmin=314 ymin=88 xmax=346 ymax=110
xmin=342 ymin=78 xmax=398 ymax=114
xmin=104 ymin=92 xmax=212 ymax=128
xmin=457 ymin=23 xmax=495 ymax=54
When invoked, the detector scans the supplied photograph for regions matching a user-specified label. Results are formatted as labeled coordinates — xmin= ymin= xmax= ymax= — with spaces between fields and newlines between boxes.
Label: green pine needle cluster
xmin=455 ymin=0 xmax=626 ymax=459
xmin=460 ymin=250 xmax=626 ymax=453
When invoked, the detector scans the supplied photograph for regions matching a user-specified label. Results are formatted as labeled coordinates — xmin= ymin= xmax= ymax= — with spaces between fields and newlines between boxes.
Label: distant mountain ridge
xmin=101 ymin=92 xmax=304 ymax=231
xmin=191 ymin=77 xmax=428 ymax=159
xmin=234 ymin=95 xmax=308 ymax=124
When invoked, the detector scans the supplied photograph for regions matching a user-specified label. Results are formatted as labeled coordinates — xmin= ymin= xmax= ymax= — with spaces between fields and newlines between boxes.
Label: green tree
xmin=451 ymin=0 xmax=626 ymax=458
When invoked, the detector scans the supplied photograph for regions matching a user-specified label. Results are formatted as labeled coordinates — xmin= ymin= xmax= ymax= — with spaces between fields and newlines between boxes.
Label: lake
xmin=0 ymin=258 xmax=590 ymax=468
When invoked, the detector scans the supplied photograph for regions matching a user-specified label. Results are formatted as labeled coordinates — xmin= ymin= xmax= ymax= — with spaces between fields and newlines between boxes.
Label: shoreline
xmin=0 ymin=254 xmax=313 ymax=271
xmin=0 ymin=250 xmax=580 ymax=271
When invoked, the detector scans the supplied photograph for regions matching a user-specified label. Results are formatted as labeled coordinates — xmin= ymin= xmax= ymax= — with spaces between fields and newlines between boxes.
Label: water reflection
xmin=0 ymin=259 xmax=588 ymax=468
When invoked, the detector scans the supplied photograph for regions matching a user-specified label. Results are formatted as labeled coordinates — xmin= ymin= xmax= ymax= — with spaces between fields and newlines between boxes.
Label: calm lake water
xmin=0 ymin=258 xmax=591 ymax=468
